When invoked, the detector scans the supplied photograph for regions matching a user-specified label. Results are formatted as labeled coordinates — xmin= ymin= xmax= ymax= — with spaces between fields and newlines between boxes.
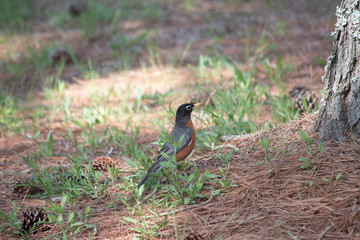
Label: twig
xmin=288 ymin=231 xmax=300 ymax=240
xmin=205 ymin=89 xmax=217 ymax=106
xmin=106 ymin=147 xmax=113 ymax=157
xmin=138 ymin=187 xmax=159 ymax=205
xmin=192 ymin=153 xmax=218 ymax=161
xmin=0 ymin=191 xmax=12 ymax=198
xmin=211 ymin=143 xmax=240 ymax=152
xmin=317 ymin=225 xmax=332 ymax=240
xmin=213 ymin=205 xmax=249 ymax=240
xmin=220 ymin=135 xmax=243 ymax=142
xmin=189 ymin=209 xmax=209 ymax=225
xmin=0 ymin=121 xmax=41 ymax=145
xmin=143 ymin=194 xmax=214 ymax=219
xmin=192 ymin=144 xmax=239 ymax=162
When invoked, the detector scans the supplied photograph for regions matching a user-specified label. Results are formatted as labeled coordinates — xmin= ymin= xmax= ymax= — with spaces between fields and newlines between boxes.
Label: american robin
xmin=137 ymin=102 xmax=201 ymax=189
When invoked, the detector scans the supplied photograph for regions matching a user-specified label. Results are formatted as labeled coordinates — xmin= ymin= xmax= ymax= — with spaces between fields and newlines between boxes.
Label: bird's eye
xmin=186 ymin=105 xmax=192 ymax=111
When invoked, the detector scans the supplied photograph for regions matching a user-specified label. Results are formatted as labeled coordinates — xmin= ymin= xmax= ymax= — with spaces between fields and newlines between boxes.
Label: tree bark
xmin=313 ymin=0 xmax=360 ymax=141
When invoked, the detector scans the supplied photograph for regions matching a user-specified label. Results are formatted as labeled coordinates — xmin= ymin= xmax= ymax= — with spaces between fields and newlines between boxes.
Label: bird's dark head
xmin=175 ymin=103 xmax=201 ymax=126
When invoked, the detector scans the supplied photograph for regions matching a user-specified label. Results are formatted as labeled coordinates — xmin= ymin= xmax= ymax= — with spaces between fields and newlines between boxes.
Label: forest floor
xmin=2 ymin=0 xmax=360 ymax=239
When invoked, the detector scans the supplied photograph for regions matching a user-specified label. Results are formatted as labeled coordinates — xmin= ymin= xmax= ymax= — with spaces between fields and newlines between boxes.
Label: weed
xmin=298 ymin=157 xmax=317 ymax=174
xmin=106 ymin=124 xmax=140 ymax=155
xmin=112 ymin=1 xmax=164 ymax=22
xmin=75 ymin=2 xmax=117 ymax=39
xmin=313 ymin=56 xmax=327 ymax=67
xmin=272 ymin=21 xmax=288 ymax=37
xmin=171 ymin=39 xmax=194 ymax=67
xmin=214 ymin=150 xmax=237 ymax=190
xmin=218 ymin=149 xmax=234 ymax=166
xmin=302 ymin=180 xmax=314 ymax=190
xmin=161 ymin=162 xmax=217 ymax=205
xmin=183 ymin=0 xmax=197 ymax=12
xmin=280 ymin=137 xmax=293 ymax=155
xmin=122 ymin=203 xmax=168 ymax=239
xmin=46 ymin=194 xmax=95 ymax=239
xmin=146 ymin=39 xmax=164 ymax=69
xmin=81 ymin=106 xmax=108 ymax=126
xmin=108 ymin=165 xmax=121 ymax=186
xmin=197 ymin=129 xmax=220 ymax=152
xmin=1 ymin=43 xmax=52 ymax=90
xmin=0 ymin=0 xmax=34 ymax=32
xmin=109 ymin=32 xmax=147 ymax=70
xmin=22 ymin=153 xmax=111 ymax=200
xmin=256 ymin=137 xmax=275 ymax=173
xmin=0 ymin=95 xmax=21 ymax=135
xmin=333 ymin=172 xmax=343 ymax=188
xmin=142 ymin=89 xmax=174 ymax=107
xmin=25 ymin=43 xmax=52 ymax=72
xmin=189 ymin=55 xmax=224 ymax=80
xmin=322 ymin=172 xmax=343 ymax=189
xmin=216 ymin=166 xmax=232 ymax=190
xmin=200 ymin=67 xmax=262 ymax=137
xmin=193 ymin=53 xmax=297 ymax=140
xmin=124 ymin=187 xmax=169 ymax=239
xmin=0 ymin=202 xmax=23 ymax=236
xmin=299 ymin=130 xmax=316 ymax=155
xmin=263 ymin=55 xmax=296 ymax=123
xmin=298 ymin=130 xmax=323 ymax=174
xmin=82 ymin=60 xmax=100 ymax=80
xmin=44 ymin=131 xmax=54 ymax=157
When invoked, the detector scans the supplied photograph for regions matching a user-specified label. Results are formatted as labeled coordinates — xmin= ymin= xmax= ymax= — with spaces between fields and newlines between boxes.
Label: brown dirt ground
xmin=2 ymin=0 xmax=358 ymax=239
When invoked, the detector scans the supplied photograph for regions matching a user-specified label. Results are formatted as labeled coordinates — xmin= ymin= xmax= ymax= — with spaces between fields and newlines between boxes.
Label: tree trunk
xmin=313 ymin=0 xmax=360 ymax=141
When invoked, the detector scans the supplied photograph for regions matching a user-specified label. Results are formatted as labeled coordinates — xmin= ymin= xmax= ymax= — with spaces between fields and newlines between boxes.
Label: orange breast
xmin=175 ymin=119 xmax=196 ymax=161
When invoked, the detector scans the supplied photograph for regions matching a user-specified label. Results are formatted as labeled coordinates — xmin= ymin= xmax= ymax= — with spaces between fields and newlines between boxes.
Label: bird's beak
xmin=193 ymin=103 xmax=202 ymax=109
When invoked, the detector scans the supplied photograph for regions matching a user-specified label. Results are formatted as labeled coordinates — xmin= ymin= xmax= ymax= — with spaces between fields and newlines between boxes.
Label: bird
xmin=137 ymin=102 xmax=201 ymax=189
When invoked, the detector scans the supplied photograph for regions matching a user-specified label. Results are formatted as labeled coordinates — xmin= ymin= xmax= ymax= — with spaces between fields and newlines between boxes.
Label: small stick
xmin=143 ymin=194 xmax=214 ymax=219
xmin=317 ymin=225 xmax=332 ymax=240
xmin=106 ymin=147 xmax=113 ymax=157
xmin=288 ymin=231 xmax=300 ymax=240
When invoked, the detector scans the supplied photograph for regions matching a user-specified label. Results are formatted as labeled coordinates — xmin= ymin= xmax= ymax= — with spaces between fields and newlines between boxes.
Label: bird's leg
xmin=159 ymin=177 xmax=169 ymax=185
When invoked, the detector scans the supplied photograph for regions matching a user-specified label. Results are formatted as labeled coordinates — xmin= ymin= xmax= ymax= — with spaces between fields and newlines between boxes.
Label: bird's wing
xmin=136 ymin=142 xmax=173 ymax=188
xmin=147 ymin=127 xmax=192 ymax=174
xmin=170 ymin=126 xmax=192 ymax=153
xmin=137 ymin=127 xmax=192 ymax=188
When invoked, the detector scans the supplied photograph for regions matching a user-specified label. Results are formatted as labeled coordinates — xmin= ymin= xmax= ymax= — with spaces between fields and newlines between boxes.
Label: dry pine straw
xmin=81 ymin=113 xmax=360 ymax=240
xmin=158 ymin=114 xmax=360 ymax=240
xmin=5 ymin=114 xmax=360 ymax=240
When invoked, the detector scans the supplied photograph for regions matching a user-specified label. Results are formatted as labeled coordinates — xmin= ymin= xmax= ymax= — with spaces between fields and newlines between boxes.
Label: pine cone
xmin=289 ymin=86 xmax=317 ymax=113
xmin=21 ymin=207 xmax=49 ymax=234
xmin=10 ymin=179 xmax=44 ymax=198
xmin=184 ymin=232 xmax=204 ymax=240
xmin=66 ymin=172 xmax=95 ymax=183
xmin=52 ymin=169 xmax=95 ymax=184
xmin=48 ymin=166 xmax=68 ymax=185
xmin=49 ymin=48 xmax=73 ymax=66
xmin=92 ymin=156 xmax=115 ymax=171
xmin=66 ymin=2 xmax=88 ymax=17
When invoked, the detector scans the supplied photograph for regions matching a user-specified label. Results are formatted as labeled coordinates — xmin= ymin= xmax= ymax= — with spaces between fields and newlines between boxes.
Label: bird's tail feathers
xmin=137 ymin=173 xmax=152 ymax=189
xmin=137 ymin=165 xmax=163 ymax=189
